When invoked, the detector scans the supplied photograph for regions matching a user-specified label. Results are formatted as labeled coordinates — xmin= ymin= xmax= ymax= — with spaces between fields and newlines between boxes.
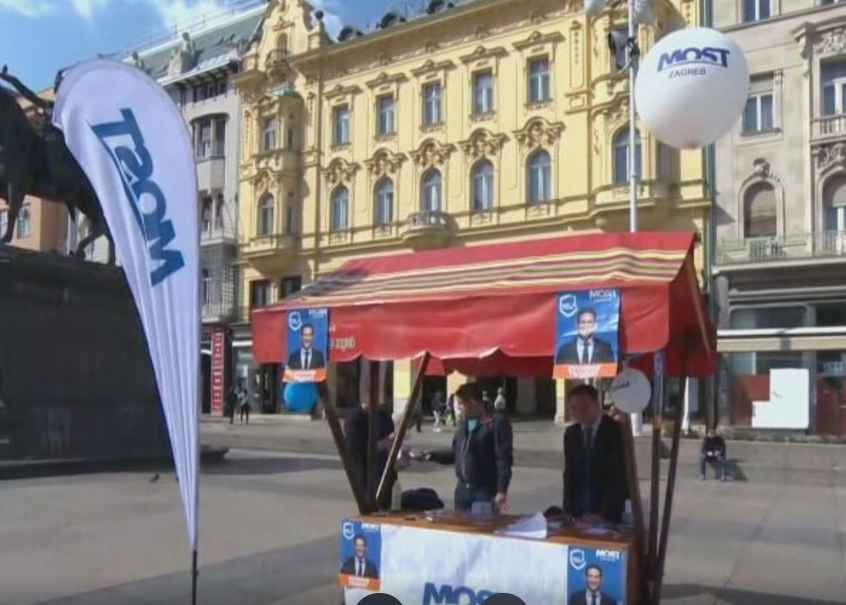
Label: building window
xmin=743 ymin=94 xmax=774 ymax=133
xmin=472 ymin=159 xmax=494 ymax=210
xmin=613 ymin=128 xmax=642 ymax=185
xmin=201 ymin=269 xmax=212 ymax=305
xmin=257 ymin=193 xmax=274 ymax=237
xmin=262 ymin=117 xmax=277 ymax=153
xmin=0 ymin=209 xmax=7 ymax=238
xmin=249 ymin=279 xmax=271 ymax=309
xmin=527 ymin=149 xmax=552 ymax=204
xmin=286 ymin=193 xmax=300 ymax=235
xmin=377 ymin=95 xmax=395 ymax=136
xmin=193 ymin=116 xmax=226 ymax=158
xmin=473 ymin=71 xmax=494 ymax=115
xmin=421 ymin=169 xmax=442 ymax=212
xmin=375 ymin=178 xmax=394 ymax=226
xmin=17 ymin=205 xmax=30 ymax=238
xmin=823 ymin=175 xmax=846 ymax=232
xmin=612 ymin=26 xmax=629 ymax=70
xmin=287 ymin=127 xmax=295 ymax=149
xmin=331 ymin=185 xmax=349 ymax=231
xmin=822 ymin=61 xmax=846 ymax=116
xmin=528 ymin=57 xmax=551 ymax=104
xmin=743 ymin=0 xmax=771 ymax=22
xmin=334 ymin=105 xmax=350 ymax=145
xmin=743 ymin=182 xmax=777 ymax=238
xmin=201 ymin=197 xmax=213 ymax=234
xmin=280 ymin=276 xmax=302 ymax=298
xmin=423 ymin=82 xmax=442 ymax=125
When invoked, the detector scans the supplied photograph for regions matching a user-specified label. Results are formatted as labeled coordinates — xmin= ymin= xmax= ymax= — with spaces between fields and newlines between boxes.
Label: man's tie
xmin=306 ymin=351 xmax=311 ymax=369
xmin=357 ymin=560 xmax=363 ymax=577
xmin=591 ymin=592 xmax=598 ymax=605
xmin=583 ymin=426 xmax=594 ymax=512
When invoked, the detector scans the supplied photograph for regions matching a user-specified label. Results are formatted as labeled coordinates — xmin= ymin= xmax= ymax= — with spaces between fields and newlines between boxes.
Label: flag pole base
xmin=191 ymin=549 xmax=199 ymax=605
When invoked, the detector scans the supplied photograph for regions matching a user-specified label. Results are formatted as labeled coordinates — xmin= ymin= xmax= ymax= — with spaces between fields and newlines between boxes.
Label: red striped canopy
xmin=251 ymin=232 xmax=715 ymax=377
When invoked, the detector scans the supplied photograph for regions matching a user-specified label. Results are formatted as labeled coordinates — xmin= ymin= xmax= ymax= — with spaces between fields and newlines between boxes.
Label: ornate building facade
xmin=712 ymin=0 xmax=846 ymax=434
xmin=234 ymin=0 xmax=707 ymax=418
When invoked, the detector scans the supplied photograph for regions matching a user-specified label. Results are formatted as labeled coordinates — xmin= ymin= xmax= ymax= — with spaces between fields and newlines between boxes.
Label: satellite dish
xmin=610 ymin=368 xmax=652 ymax=414
xmin=635 ymin=27 xmax=749 ymax=149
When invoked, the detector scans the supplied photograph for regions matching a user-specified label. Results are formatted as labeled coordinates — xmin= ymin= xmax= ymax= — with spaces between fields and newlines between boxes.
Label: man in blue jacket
xmin=426 ymin=383 xmax=514 ymax=511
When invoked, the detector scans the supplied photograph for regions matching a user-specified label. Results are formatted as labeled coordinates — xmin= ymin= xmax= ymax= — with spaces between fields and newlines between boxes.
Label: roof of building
xmin=132 ymin=3 xmax=265 ymax=85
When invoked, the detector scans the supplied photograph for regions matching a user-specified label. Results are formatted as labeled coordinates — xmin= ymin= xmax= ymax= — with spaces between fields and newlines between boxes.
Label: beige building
xmin=234 ymin=0 xmax=708 ymax=417
xmin=712 ymin=0 xmax=846 ymax=434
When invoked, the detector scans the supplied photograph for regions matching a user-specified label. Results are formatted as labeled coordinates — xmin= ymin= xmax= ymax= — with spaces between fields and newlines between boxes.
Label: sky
xmin=0 ymin=0 xmax=411 ymax=91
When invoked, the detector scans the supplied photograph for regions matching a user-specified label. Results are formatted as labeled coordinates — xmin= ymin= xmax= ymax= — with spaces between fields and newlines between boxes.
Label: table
xmin=338 ymin=512 xmax=642 ymax=605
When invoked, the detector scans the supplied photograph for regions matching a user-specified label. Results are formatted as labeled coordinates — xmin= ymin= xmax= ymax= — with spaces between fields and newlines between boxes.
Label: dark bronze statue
xmin=0 ymin=65 xmax=114 ymax=262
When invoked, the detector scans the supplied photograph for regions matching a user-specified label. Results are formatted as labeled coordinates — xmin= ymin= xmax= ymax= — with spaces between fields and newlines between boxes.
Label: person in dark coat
xmin=563 ymin=384 xmax=627 ymax=524
xmin=556 ymin=308 xmax=615 ymax=365
xmin=700 ymin=429 xmax=728 ymax=481
xmin=426 ymin=383 xmax=513 ymax=511
xmin=345 ymin=398 xmax=396 ymax=510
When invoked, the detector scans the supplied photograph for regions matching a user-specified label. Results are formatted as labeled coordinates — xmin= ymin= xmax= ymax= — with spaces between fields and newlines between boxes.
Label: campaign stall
xmin=251 ymin=232 xmax=715 ymax=605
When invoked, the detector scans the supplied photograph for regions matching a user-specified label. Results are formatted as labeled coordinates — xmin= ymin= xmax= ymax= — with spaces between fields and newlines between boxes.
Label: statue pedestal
xmin=0 ymin=245 xmax=170 ymax=465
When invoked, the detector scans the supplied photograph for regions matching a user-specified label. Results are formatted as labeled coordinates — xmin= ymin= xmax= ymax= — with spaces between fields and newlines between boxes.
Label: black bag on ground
xmin=401 ymin=488 xmax=444 ymax=511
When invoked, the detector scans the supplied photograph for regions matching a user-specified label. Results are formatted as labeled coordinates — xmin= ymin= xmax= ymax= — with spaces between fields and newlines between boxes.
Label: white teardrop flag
xmin=52 ymin=60 xmax=200 ymax=555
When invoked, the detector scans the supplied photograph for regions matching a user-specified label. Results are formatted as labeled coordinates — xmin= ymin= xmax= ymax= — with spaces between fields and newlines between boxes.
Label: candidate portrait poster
xmin=567 ymin=546 xmax=627 ymax=605
xmin=284 ymin=308 xmax=328 ymax=383
xmin=554 ymin=289 xmax=620 ymax=380
xmin=338 ymin=519 xmax=382 ymax=592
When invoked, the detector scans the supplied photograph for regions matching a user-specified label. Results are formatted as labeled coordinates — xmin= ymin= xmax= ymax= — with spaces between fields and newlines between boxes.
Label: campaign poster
xmin=566 ymin=546 xmax=627 ymax=605
xmin=338 ymin=519 xmax=382 ymax=592
xmin=284 ymin=308 xmax=328 ymax=383
xmin=554 ymin=289 xmax=620 ymax=380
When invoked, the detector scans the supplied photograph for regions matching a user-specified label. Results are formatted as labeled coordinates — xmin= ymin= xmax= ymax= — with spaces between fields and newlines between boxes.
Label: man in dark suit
xmin=340 ymin=535 xmax=379 ymax=579
xmin=563 ymin=384 xmax=627 ymax=524
xmin=569 ymin=564 xmax=618 ymax=605
xmin=556 ymin=309 xmax=616 ymax=365
xmin=287 ymin=323 xmax=325 ymax=369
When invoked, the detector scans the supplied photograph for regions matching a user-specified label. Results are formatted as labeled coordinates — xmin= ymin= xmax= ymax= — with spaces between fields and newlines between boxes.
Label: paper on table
xmin=494 ymin=513 xmax=549 ymax=540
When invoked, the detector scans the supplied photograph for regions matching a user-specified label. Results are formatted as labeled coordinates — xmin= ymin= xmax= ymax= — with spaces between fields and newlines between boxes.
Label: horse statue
xmin=0 ymin=65 xmax=114 ymax=262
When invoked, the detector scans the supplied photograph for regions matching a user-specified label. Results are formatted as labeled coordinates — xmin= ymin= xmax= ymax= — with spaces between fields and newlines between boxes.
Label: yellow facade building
xmin=233 ymin=0 xmax=707 ymax=418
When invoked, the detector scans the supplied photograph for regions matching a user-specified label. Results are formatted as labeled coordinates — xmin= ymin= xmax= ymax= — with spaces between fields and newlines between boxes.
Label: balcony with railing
xmin=401 ymin=210 xmax=454 ymax=250
xmin=242 ymin=232 xmax=300 ymax=272
xmin=812 ymin=114 xmax=846 ymax=143
xmin=717 ymin=231 xmax=846 ymax=266
xmin=200 ymin=221 xmax=237 ymax=246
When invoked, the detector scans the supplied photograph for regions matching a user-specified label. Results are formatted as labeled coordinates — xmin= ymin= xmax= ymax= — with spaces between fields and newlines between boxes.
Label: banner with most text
xmin=338 ymin=520 xmax=628 ymax=605
xmin=53 ymin=60 xmax=200 ymax=551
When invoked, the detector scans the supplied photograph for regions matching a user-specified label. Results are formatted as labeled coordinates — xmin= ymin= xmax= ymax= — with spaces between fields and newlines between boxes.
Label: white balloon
xmin=584 ymin=0 xmax=607 ymax=17
xmin=635 ymin=27 xmax=749 ymax=149
xmin=610 ymin=368 xmax=652 ymax=414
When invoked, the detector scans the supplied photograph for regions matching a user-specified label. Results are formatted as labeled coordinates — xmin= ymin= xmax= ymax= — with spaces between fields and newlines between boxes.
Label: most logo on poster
xmin=284 ymin=307 xmax=329 ymax=383
xmin=554 ymin=289 xmax=620 ymax=380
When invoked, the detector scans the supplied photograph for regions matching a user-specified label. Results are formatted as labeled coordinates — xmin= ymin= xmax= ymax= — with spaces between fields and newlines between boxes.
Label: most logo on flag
xmin=554 ymin=290 xmax=620 ymax=380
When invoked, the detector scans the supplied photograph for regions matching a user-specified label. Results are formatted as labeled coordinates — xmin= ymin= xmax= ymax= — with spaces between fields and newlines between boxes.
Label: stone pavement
xmin=202 ymin=416 xmax=846 ymax=485
xmin=1 ymin=448 xmax=845 ymax=605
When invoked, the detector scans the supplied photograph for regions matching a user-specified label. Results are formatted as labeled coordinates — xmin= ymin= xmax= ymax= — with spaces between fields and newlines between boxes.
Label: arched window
xmin=472 ymin=160 xmax=494 ymax=210
xmin=331 ymin=185 xmax=349 ymax=231
xmin=743 ymin=183 xmax=777 ymax=238
xmin=613 ymin=128 xmax=642 ymax=185
xmin=375 ymin=178 xmax=394 ymax=226
xmin=257 ymin=193 xmax=274 ymax=237
xmin=421 ymin=169 xmax=442 ymax=212
xmin=527 ymin=149 xmax=552 ymax=204
xmin=823 ymin=175 xmax=846 ymax=232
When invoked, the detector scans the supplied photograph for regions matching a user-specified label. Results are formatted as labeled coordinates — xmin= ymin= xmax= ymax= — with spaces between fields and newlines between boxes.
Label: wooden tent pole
xmin=621 ymin=415 xmax=649 ymax=605
xmin=648 ymin=351 xmax=665 ymax=588
xmin=366 ymin=360 xmax=380 ymax=511
xmin=654 ymin=373 xmax=688 ymax=605
xmin=376 ymin=353 xmax=431 ymax=505
xmin=317 ymin=381 xmax=367 ymax=514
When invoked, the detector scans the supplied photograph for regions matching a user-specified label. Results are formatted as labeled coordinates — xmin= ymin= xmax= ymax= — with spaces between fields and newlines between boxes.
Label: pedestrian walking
xmin=224 ymin=387 xmax=238 ymax=425
xmin=699 ymin=428 xmax=728 ymax=481
xmin=239 ymin=389 xmax=251 ymax=424
xmin=445 ymin=394 xmax=457 ymax=426
xmin=412 ymin=402 xmax=423 ymax=433
xmin=494 ymin=387 xmax=507 ymax=414
xmin=431 ymin=391 xmax=446 ymax=432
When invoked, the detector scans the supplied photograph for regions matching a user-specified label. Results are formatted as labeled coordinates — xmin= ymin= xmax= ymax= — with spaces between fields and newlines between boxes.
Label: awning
xmin=252 ymin=232 xmax=715 ymax=377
